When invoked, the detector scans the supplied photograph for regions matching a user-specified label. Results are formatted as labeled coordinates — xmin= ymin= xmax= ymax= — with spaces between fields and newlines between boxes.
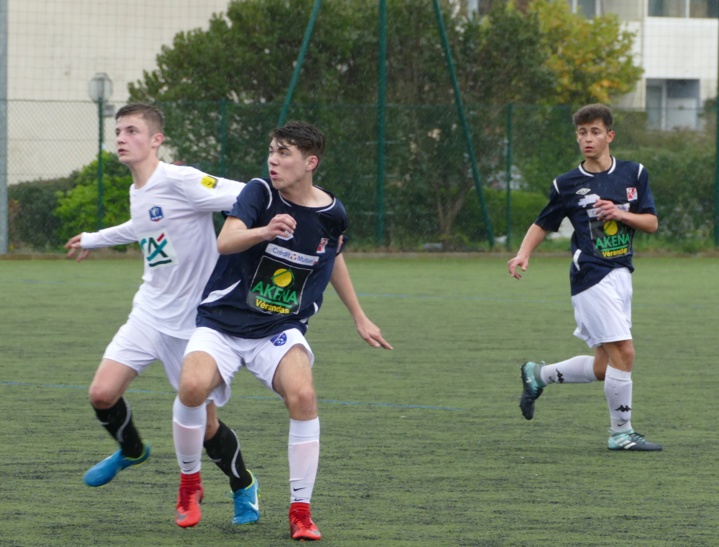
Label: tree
xmin=529 ymin=0 xmax=643 ymax=105
xmin=128 ymin=0 xmax=641 ymax=246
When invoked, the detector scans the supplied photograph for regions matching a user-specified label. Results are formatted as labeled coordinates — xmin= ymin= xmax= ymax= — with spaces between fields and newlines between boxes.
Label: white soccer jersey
xmin=81 ymin=161 xmax=244 ymax=338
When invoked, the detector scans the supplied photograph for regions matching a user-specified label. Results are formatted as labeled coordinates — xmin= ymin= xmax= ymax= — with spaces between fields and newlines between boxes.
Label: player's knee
xmin=178 ymin=379 xmax=208 ymax=407
xmin=283 ymin=385 xmax=317 ymax=416
xmin=88 ymin=382 xmax=120 ymax=409
xmin=616 ymin=344 xmax=635 ymax=370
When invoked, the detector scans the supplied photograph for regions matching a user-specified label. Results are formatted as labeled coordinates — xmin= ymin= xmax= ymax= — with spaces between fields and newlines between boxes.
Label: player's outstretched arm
xmin=65 ymin=234 xmax=92 ymax=262
xmin=330 ymin=254 xmax=393 ymax=350
xmin=507 ymin=224 xmax=548 ymax=279
xmin=64 ymin=220 xmax=137 ymax=263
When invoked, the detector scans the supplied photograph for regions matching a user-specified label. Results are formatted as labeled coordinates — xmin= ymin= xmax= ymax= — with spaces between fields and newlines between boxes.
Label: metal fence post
xmin=505 ymin=103 xmax=513 ymax=250
xmin=97 ymin=98 xmax=104 ymax=230
xmin=0 ymin=0 xmax=8 ymax=254
xmin=715 ymin=12 xmax=719 ymax=247
xmin=432 ymin=0 xmax=495 ymax=248
xmin=220 ymin=97 xmax=227 ymax=177
xmin=376 ymin=0 xmax=387 ymax=247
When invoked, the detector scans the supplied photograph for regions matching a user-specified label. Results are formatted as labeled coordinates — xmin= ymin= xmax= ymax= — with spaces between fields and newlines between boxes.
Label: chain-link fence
xmin=4 ymin=99 xmax=718 ymax=252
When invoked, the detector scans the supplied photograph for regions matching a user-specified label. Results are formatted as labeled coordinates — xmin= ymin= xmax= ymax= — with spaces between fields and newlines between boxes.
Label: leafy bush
xmin=453 ymin=188 xmax=548 ymax=249
xmin=8 ymin=176 xmax=75 ymax=250
xmin=8 ymin=152 xmax=133 ymax=252
xmin=55 ymin=152 xmax=133 ymax=243
xmin=614 ymin=136 xmax=715 ymax=241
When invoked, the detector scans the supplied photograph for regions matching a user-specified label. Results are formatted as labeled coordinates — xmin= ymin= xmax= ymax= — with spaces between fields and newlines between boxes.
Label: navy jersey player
xmin=172 ymin=121 xmax=392 ymax=539
xmin=508 ymin=104 xmax=662 ymax=451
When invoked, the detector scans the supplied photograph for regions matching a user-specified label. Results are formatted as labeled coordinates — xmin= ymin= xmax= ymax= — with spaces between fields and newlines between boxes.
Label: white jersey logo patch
xmin=266 ymin=243 xmax=318 ymax=266
xmin=578 ymin=194 xmax=600 ymax=208
xmin=140 ymin=229 xmax=178 ymax=268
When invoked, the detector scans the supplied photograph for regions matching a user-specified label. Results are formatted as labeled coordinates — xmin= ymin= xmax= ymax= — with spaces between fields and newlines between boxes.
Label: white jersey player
xmin=65 ymin=104 xmax=257 ymax=526
xmin=81 ymin=161 xmax=242 ymax=341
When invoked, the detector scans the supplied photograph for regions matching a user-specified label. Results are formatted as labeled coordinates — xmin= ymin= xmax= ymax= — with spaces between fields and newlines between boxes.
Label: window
xmin=646 ymin=79 xmax=700 ymax=130
xmin=567 ymin=0 xmax=600 ymax=18
xmin=648 ymin=0 xmax=719 ymax=18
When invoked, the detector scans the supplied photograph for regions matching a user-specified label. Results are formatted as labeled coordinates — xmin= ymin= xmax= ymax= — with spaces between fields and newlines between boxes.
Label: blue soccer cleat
xmin=232 ymin=471 xmax=260 ymax=525
xmin=83 ymin=444 xmax=151 ymax=487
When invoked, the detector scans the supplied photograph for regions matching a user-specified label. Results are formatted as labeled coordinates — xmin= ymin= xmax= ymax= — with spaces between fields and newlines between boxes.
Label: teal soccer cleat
xmin=232 ymin=471 xmax=260 ymax=525
xmin=608 ymin=431 xmax=663 ymax=451
xmin=519 ymin=361 xmax=545 ymax=420
xmin=83 ymin=444 xmax=151 ymax=487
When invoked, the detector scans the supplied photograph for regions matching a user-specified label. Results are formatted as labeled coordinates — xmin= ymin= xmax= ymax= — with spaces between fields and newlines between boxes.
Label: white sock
xmin=172 ymin=396 xmax=206 ymax=475
xmin=288 ymin=417 xmax=320 ymax=504
xmin=604 ymin=366 xmax=633 ymax=433
xmin=540 ymin=355 xmax=595 ymax=385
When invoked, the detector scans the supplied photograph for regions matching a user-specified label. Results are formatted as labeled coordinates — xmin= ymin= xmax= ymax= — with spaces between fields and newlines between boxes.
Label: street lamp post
xmin=88 ymin=72 xmax=113 ymax=230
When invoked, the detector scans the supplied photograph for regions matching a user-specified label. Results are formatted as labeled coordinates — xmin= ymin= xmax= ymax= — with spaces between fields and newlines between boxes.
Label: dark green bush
xmin=8 ymin=176 xmax=74 ymax=250
xmin=8 ymin=152 xmax=133 ymax=252
xmin=614 ymin=138 xmax=715 ymax=241
xmin=55 ymin=152 xmax=133 ymax=243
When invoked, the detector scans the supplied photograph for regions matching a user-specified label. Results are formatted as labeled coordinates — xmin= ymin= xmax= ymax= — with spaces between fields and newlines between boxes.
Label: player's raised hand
xmin=264 ymin=213 xmax=296 ymax=241
xmin=593 ymin=198 xmax=623 ymax=222
xmin=65 ymin=234 xmax=91 ymax=262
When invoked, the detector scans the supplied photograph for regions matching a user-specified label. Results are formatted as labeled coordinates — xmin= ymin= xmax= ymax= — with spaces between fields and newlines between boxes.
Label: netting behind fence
xmin=7 ymin=100 xmax=717 ymax=252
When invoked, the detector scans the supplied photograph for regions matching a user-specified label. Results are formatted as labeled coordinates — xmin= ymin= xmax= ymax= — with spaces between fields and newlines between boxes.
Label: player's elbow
xmin=644 ymin=216 xmax=659 ymax=234
xmin=217 ymin=234 xmax=233 ymax=255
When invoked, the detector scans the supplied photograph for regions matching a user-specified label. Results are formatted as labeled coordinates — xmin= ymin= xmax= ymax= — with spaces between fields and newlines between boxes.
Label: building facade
xmin=2 ymin=0 xmax=231 ymax=184
xmin=567 ymin=0 xmax=719 ymax=130
xmin=3 ymin=0 xmax=718 ymax=185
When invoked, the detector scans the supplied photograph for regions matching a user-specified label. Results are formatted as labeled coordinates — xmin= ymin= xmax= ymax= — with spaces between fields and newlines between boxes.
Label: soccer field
xmin=1 ymin=255 xmax=717 ymax=546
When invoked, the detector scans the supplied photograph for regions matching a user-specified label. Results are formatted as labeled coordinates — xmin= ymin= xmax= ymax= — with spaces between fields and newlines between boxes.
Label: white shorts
xmin=184 ymin=327 xmax=314 ymax=407
xmin=571 ymin=267 xmax=633 ymax=348
xmin=104 ymin=314 xmax=188 ymax=391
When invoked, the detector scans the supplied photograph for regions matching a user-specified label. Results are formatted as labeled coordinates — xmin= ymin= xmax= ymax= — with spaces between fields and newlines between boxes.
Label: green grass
xmin=1 ymin=254 xmax=718 ymax=546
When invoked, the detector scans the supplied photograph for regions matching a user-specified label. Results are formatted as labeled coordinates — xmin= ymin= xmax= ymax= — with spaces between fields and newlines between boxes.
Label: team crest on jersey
xmin=139 ymin=229 xmax=178 ymax=268
xmin=626 ymin=187 xmax=637 ymax=201
xmin=316 ymin=238 xmax=329 ymax=253
xmin=271 ymin=333 xmax=288 ymax=346
xmin=149 ymin=206 xmax=164 ymax=222
xmin=201 ymin=175 xmax=218 ymax=189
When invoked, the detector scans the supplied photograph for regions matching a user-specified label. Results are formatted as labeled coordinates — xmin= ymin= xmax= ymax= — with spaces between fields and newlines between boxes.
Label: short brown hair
xmin=270 ymin=121 xmax=325 ymax=165
xmin=573 ymin=104 xmax=613 ymax=132
xmin=116 ymin=103 xmax=164 ymax=135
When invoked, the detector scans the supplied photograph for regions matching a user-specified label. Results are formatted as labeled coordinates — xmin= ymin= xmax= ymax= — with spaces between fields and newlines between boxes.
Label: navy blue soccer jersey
xmin=534 ymin=157 xmax=657 ymax=296
xmin=196 ymin=178 xmax=348 ymax=338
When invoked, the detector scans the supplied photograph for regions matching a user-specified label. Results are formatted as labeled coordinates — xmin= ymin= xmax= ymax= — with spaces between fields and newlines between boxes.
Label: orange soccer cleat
xmin=175 ymin=472 xmax=204 ymax=528
xmin=289 ymin=502 xmax=322 ymax=541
